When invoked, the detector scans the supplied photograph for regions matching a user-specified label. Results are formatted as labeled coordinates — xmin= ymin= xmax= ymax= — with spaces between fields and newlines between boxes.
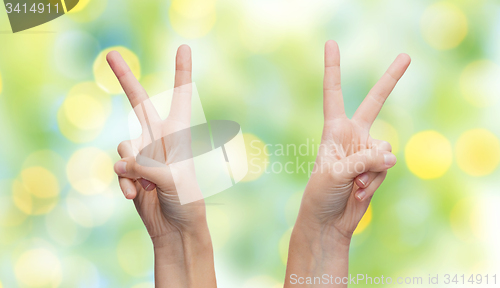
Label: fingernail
xmin=116 ymin=161 xmax=127 ymax=174
xmin=124 ymin=188 xmax=130 ymax=198
xmin=358 ymin=173 xmax=369 ymax=187
xmin=139 ymin=179 xmax=153 ymax=191
xmin=356 ymin=190 xmax=366 ymax=201
xmin=384 ymin=153 xmax=397 ymax=166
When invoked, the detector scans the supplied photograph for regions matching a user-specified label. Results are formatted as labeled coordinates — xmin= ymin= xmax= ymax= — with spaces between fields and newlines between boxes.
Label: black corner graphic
xmin=64 ymin=0 xmax=78 ymax=12
xmin=3 ymin=0 xmax=79 ymax=33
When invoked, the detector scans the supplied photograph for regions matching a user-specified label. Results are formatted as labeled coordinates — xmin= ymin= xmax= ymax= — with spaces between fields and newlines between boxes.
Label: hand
xmin=284 ymin=41 xmax=410 ymax=287
xmin=300 ymin=40 xmax=411 ymax=239
xmin=108 ymin=45 xmax=204 ymax=237
xmin=107 ymin=45 xmax=216 ymax=288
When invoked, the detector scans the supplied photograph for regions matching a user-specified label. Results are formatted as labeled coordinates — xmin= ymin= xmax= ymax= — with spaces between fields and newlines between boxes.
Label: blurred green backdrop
xmin=0 ymin=0 xmax=500 ymax=287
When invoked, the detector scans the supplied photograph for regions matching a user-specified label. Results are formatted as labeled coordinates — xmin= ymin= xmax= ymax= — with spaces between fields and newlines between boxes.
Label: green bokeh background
xmin=0 ymin=0 xmax=500 ymax=287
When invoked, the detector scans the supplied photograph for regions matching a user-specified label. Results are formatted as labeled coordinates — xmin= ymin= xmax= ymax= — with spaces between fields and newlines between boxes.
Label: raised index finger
xmin=106 ymin=51 xmax=160 ymax=124
xmin=352 ymin=53 xmax=411 ymax=129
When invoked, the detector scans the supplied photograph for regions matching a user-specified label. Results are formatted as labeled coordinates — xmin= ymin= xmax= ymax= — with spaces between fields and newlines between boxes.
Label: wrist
xmin=293 ymin=213 xmax=352 ymax=252
xmin=152 ymin=220 xmax=212 ymax=251
xmin=284 ymin=215 xmax=351 ymax=285
xmin=152 ymin=220 xmax=216 ymax=288
xmin=296 ymin=196 xmax=353 ymax=246
xmin=152 ymin=223 xmax=214 ymax=274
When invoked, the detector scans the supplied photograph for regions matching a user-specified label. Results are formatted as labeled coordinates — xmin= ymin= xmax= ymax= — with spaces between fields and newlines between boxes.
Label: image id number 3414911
xmin=443 ymin=274 xmax=497 ymax=285
xmin=5 ymin=2 xmax=59 ymax=13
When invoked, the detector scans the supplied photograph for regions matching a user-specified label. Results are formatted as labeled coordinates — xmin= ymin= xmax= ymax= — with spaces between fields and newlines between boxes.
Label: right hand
xmin=108 ymin=45 xmax=207 ymax=241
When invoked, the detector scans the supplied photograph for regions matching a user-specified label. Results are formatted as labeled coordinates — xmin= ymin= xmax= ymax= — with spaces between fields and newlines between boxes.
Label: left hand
xmin=299 ymin=40 xmax=411 ymax=239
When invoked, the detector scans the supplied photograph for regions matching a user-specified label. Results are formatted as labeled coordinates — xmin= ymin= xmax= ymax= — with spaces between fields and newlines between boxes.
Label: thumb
xmin=114 ymin=156 xmax=161 ymax=191
xmin=338 ymin=149 xmax=396 ymax=180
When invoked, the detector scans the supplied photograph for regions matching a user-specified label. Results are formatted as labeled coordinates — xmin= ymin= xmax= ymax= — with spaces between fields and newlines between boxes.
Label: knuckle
xmin=360 ymin=152 xmax=370 ymax=165
xmin=117 ymin=141 xmax=127 ymax=155
xmin=118 ymin=140 xmax=134 ymax=157
xmin=380 ymin=141 xmax=392 ymax=152
xmin=128 ymin=160 xmax=138 ymax=174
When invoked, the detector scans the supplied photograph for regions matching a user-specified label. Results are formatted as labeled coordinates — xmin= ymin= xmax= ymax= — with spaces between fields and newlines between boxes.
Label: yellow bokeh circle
xmin=94 ymin=47 xmax=141 ymax=94
xmin=67 ymin=147 xmax=114 ymax=195
xmin=455 ymin=129 xmax=500 ymax=176
xmin=66 ymin=0 xmax=107 ymax=23
xmin=66 ymin=0 xmax=90 ymax=13
xmin=169 ymin=0 xmax=216 ymax=38
xmin=170 ymin=0 xmax=216 ymax=19
xmin=370 ymin=119 xmax=400 ymax=154
xmin=354 ymin=204 xmax=372 ymax=235
xmin=421 ymin=2 xmax=468 ymax=50
xmin=13 ymin=167 xmax=60 ymax=215
xmin=22 ymin=167 xmax=59 ymax=199
xmin=58 ymin=82 xmax=112 ymax=143
xmin=0 ymin=179 xmax=28 ymax=227
xmin=14 ymin=248 xmax=62 ymax=288
xmin=169 ymin=10 xmax=216 ymax=39
xmin=405 ymin=130 xmax=453 ymax=179
xmin=22 ymin=150 xmax=66 ymax=185
xmin=460 ymin=60 xmax=500 ymax=107
xmin=0 ymin=195 xmax=27 ymax=227
xmin=242 ymin=133 xmax=269 ymax=182
xmin=65 ymin=94 xmax=106 ymax=130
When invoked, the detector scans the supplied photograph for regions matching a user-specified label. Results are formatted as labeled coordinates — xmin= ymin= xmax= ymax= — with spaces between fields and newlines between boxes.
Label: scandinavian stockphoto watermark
xmin=247 ymin=139 xmax=388 ymax=176
xmin=127 ymin=83 xmax=248 ymax=205
xmin=289 ymin=273 xmax=498 ymax=285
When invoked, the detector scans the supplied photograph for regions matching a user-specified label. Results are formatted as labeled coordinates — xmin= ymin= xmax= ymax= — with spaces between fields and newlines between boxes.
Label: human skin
xmin=107 ymin=45 xmax=217 ymax=288
xmin=284 ymin=40 xmax=411 ymax=287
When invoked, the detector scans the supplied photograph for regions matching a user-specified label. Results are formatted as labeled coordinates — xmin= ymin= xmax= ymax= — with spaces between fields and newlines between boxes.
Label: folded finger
xmin=119 ymin=176 xmax=137 ymax=199
xmin=116 ymin=141 xmax=157 ymax=194
xmin=371 ymin=139 xmax=392 ymax=152
xmin=354 ymin=170 xmax=387 ymax=202
xmin=114 ymin=156 xmax=163 ymax=189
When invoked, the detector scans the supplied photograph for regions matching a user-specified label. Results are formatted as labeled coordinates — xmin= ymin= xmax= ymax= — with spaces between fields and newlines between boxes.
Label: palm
xmin=322 ymin=118 xmax=371 ymax=159
xmin=305 ymin=41 xmax=411 ymax=236
xmin=134 ymin=119 xmax=201 ymax=233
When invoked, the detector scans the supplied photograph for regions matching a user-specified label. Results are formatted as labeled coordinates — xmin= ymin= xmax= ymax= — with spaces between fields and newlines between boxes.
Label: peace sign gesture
xmin=284 ymin=41 xmax=410 ymax=288
xmin=108 ymin=45 xmax=216 ymax=288
xmin=300 ymin=40 xmax=411 ymax=239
